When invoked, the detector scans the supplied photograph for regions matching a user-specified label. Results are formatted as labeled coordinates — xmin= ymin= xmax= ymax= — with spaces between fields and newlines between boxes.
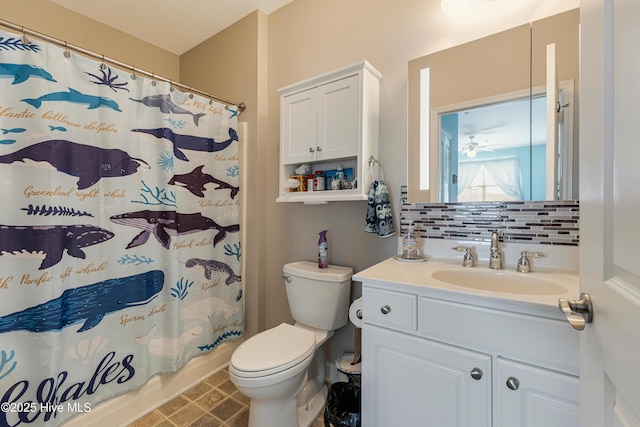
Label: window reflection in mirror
xmin=438 ymin=82 xmax=573 ymax=202
xmin=439 ymin=94 xmax=544 ymax=202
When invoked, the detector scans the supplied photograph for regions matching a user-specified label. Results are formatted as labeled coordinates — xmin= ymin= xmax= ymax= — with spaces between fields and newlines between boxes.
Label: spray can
xmin=314 ymin=171 xmax=325 ymax=191
xmin=318 ymin=230 xmax=328 ymax=269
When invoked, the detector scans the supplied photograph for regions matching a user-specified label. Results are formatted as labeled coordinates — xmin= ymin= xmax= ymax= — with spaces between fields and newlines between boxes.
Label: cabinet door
xmin=362 ymin=325 xmax=491 ymax=427
xmin=281 ymin=88 xmax=317 ymax=164
xmin=316 ymin=75 xmax=359 ymax=160
xmin=496 ymin=357 xmax=579 ymax=427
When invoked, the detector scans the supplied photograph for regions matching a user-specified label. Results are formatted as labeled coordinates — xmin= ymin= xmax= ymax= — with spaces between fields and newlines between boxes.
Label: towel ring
xmin=368 ymin=156 xmax=384 ymax=182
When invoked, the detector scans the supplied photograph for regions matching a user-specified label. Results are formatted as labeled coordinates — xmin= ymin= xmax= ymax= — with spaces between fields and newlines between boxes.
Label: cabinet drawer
xmin=363 ymin=287 xmax=417 ymax=332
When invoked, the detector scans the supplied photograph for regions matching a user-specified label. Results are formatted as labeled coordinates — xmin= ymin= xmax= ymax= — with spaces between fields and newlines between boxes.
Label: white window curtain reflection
xmin=458 ymin=157 xmax=523 ymax=200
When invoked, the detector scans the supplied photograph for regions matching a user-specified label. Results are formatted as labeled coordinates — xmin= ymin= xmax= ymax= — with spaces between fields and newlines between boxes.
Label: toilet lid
xmin=231 ymin=323 xmax=315 ymax=377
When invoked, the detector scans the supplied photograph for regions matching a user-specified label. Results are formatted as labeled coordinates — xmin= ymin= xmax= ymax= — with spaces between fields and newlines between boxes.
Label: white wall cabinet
xmin=360 ymin=284 xmax=580 ymax=427
xmin=277 ymin=61 xmax=381 ymax=203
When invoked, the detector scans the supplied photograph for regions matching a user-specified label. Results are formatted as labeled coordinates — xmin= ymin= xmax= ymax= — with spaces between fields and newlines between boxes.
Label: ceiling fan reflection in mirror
xmin=459 ymin=135 xmax=493 ymax=158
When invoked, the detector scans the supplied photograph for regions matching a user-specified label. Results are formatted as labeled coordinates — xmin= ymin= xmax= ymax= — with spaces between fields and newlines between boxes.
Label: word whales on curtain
xmin=0 ymin=28 xmax=243 ymax=427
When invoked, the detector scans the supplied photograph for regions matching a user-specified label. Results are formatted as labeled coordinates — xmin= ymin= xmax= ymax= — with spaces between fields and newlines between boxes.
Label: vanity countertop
xmin=354 ymin=257 xmax=579 ymax=320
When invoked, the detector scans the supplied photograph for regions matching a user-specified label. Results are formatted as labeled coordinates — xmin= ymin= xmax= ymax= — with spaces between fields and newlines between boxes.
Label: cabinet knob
xmin=380 ymin=305 xmax=391 ymax=315
xmin=309 ymin=147 xmax=315 ymax=153
xmin=506 ymin=377 xmax=520 ymax=390
xmin=316 ymin=146 xmax=322 ymax=152
xmin=470 ymin=368 xmax=483 ymax=380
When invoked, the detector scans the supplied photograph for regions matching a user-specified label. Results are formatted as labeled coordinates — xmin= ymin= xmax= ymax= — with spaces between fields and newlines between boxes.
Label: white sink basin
xmin=430 ymin=268 xmax=567 ymax=295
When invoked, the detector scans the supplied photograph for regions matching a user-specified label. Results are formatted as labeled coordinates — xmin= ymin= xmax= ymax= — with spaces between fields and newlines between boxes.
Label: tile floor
xmin=128 ymin=368 xmax=326 ymax=427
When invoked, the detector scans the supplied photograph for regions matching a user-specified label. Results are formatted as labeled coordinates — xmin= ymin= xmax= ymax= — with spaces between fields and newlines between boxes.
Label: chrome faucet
xmin=517 ymin=251 xmax=546 ymax=273
xmin=453 ymin=246 xmax=475 ymax=267
xmin=489 ymin=231 xmax=502 ymax=270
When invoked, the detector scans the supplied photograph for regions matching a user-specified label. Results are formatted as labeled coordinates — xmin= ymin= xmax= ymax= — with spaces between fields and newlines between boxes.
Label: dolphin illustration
xmin=0 ymin=140 xmax=149 ymax=189
xmin=0 ymin=224 xmax=114 ymax=269
xmin=21 ymin=87 xmax=122 ymax=111
xmin=0 ymin=63 xmax=56 ymax=84
xmin=131 ymin=127 xmax=238 ymax=161
xmin=0 ymin=270 xmax=164 ymax=334
xmin=129 ymin=94 xmax=206 ymax=126
xmin=110 ymin=210 xmax=239 ymax=249
xmin=168 ymin=165 xmax=239 ymax=198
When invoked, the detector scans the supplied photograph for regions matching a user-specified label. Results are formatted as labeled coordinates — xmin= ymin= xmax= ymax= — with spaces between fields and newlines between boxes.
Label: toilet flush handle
xmin=282 ymin=275 xmax=292 ymax=283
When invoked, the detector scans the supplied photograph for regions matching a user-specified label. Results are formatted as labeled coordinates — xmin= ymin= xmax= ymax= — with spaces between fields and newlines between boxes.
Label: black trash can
xmin=324 ymin=381 xmax=361 ymax=427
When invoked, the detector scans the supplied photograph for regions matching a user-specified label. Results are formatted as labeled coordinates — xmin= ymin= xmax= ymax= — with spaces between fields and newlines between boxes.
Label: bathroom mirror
xmin=407 ymin=9 xmax=579 ymax=203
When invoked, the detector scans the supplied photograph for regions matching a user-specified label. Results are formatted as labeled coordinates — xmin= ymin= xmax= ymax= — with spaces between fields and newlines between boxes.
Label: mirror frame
xmin=407 ymin=9 xmax=579 ymax=203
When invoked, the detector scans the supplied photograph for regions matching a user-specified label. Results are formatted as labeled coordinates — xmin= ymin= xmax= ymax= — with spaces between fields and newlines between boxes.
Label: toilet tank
xmin=283 ymin=261 xmax=353 ymax=331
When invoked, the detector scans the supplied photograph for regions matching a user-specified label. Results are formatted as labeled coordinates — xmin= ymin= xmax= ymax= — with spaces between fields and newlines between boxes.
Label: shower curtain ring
xmin=169 ymin=80 xmax=174 ymax=92
xmin=151 ymin=73 xmax=157 ymax=87
xmin=131 ymin=66 xmax=136 ymax=80
xmin=100 ymin=55 xmax=106 ymax=70
xmin=63 ymin=41 xmax=71 ymax=58
xmin=21 ymin=27 xmax=29 ymax=46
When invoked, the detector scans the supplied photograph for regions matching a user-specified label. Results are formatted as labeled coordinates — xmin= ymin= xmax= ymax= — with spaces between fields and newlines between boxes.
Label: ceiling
xmin=49 ymin=0 xmax=295 ymax=55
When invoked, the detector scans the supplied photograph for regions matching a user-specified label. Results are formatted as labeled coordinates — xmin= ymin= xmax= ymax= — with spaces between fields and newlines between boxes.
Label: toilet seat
xmin=230 ymin=323 xmax=316 ymax=378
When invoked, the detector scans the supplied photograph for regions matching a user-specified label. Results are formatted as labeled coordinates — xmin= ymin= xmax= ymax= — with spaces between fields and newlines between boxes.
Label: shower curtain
xmin=0 ymin=29 xmax=243 ymax=427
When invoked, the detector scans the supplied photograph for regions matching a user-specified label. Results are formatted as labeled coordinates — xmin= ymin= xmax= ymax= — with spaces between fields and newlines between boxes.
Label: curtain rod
xmin=0 ymin=18 xmax=246 ymax=113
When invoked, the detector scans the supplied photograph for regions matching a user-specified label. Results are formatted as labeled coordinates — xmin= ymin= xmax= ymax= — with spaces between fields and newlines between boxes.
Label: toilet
xmin=229 ymin=261 xmax=353 ymax=427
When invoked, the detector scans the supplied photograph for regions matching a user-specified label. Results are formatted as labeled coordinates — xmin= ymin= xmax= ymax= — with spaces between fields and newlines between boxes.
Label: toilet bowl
xmin=229 ymin=261 xmax=353 ymax=427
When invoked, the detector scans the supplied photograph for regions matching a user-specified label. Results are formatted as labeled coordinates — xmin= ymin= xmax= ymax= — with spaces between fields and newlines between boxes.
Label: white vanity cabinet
xmin=359 ymin=276 xmax=580 ymax=427
xmin=277 ymin=61 xmax=381 ymax=203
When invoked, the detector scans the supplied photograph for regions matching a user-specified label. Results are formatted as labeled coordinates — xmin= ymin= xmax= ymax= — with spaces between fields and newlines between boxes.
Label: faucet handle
xmin=453 ymin=247 xmax=475 ymax=267
xmin=517 ymin=251 xmax=546 ymax=273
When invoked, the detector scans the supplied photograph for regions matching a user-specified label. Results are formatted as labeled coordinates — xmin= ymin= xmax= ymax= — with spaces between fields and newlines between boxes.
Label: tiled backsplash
xmin=399 ymin=187 xmax=579 ymax=246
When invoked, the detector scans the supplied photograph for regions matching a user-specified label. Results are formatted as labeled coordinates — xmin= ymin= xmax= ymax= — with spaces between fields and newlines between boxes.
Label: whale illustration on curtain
xmin=0 ymin=29 xmax=243 ymax=427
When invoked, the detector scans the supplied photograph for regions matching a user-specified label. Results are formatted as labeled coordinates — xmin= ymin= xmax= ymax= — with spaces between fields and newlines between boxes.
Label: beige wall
xmin=0 ymin=0 xmax=179 ymax=80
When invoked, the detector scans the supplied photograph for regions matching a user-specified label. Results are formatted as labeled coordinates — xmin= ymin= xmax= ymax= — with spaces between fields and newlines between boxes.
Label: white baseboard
xmin=62 ymin=340 xmax=241 ymax=427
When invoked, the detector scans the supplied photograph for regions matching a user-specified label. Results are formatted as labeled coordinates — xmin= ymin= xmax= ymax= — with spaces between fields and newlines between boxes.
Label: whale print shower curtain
xmin=0 ymin=29 xmax=243 ymax=426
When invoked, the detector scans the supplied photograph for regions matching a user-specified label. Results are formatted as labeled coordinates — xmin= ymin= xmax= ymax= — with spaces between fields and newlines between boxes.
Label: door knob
xmin=558 ymin=292 xmax=593 ymax=331
xmin=506 ymin=377 xmax=520 ymax=391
